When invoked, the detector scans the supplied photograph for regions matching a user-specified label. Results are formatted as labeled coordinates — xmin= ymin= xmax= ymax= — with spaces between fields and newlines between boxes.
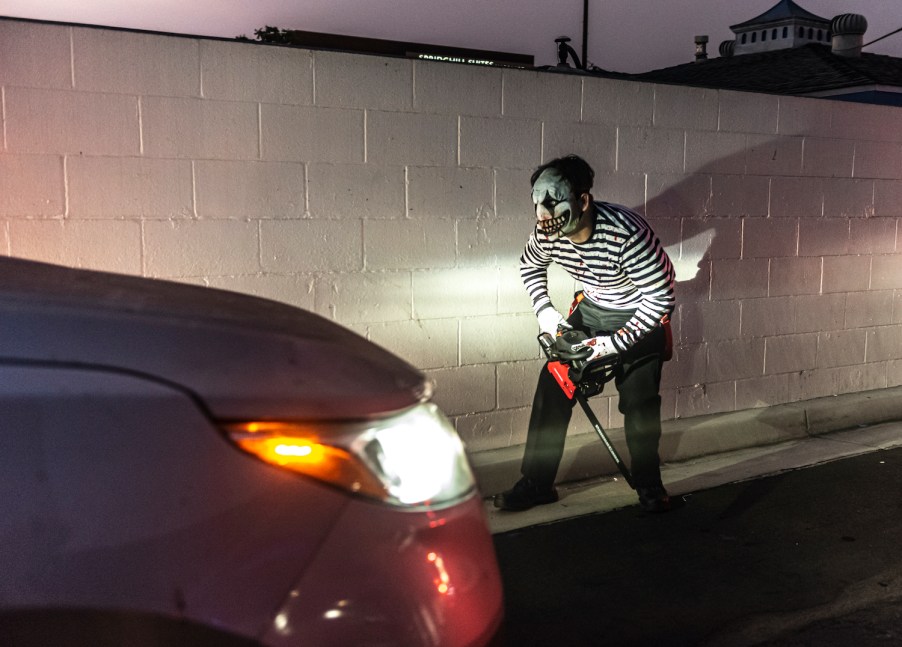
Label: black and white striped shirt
xmin=520 ymin=201 xmax=675 ymax=351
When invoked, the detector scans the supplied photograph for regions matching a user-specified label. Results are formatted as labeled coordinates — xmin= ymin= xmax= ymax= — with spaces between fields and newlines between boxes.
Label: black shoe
xmin=637 ymin=485 xmax=672 ymax=513
xmin=493 ymin=477 xmax=558 ymax=511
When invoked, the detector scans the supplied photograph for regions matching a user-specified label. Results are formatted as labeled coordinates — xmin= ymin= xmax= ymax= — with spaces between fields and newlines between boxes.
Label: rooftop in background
xmin=628 ymin=0 xmax=902 ymax=106
xmin=635 ymin=44 xmax=902 ymax=106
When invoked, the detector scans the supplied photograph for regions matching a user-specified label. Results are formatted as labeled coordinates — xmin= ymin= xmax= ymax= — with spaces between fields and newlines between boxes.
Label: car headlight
xmin=223 ymin=403 xmax=475 ymax=509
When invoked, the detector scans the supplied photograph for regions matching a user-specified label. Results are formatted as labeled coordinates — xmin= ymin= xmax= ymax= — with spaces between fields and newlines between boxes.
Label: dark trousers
xmin=521 ymin=299 xmax=666 ymax=489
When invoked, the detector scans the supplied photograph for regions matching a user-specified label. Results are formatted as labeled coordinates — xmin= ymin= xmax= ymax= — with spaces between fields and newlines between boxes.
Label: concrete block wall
xmin=2 ymin=18 xmax=901 ymax=456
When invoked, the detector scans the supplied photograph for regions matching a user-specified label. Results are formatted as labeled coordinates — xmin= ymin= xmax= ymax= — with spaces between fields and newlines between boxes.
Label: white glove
xmin=536 ymin=307 xmax=571 ymax=336
xmin=573 ymin=335 xmax=619 ymax=363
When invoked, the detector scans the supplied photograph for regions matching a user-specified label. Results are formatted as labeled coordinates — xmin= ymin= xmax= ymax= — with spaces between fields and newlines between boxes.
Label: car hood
xmin=0 ymin=257 xmax=427 ymax=421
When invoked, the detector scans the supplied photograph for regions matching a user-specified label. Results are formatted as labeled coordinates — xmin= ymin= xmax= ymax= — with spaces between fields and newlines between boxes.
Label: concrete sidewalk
xmin=472 ymin=385 xmax=902 ymax=534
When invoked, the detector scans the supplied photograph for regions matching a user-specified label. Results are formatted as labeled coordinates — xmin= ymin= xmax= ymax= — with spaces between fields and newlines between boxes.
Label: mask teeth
xmin=540 ymin=213 xmax=567 ymax=235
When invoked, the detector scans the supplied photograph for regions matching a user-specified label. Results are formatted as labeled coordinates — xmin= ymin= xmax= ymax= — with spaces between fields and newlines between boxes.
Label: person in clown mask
xmin=494 ymin=154 xmax=676 ymax=513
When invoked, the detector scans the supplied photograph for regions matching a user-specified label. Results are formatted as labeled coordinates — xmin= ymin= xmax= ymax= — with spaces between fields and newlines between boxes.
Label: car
xmin=0 ymin=256 xmax=503 ymax=647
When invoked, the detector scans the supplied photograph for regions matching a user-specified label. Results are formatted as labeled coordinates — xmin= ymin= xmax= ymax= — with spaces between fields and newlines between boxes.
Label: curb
xmin=469 ymin=385 xmax=902 ymax=497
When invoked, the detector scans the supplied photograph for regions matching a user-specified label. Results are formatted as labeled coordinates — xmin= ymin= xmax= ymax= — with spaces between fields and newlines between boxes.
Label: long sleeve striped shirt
xmin=520 ymin=201 xmax=676 ymax=352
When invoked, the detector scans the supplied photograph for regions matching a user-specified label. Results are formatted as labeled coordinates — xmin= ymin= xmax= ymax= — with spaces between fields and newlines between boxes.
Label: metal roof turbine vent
xmin=831 ymin=13 xmax=868 ymax=57
xmin=719 ymin=40 xmax=735 ymax=58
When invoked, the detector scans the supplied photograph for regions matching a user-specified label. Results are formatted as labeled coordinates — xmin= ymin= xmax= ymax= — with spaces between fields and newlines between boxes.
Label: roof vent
xmin=695 ymin=35 xmax=709 ymax=61
xmin=719 ymin=40 xmax=735 ymax=58
xmin=831 ymin=13 xmax=868 ymax=57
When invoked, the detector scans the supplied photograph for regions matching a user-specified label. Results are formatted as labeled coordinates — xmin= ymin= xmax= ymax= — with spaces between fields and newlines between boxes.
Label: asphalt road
xmin=492 ymin=444 xmax=902 ymax=646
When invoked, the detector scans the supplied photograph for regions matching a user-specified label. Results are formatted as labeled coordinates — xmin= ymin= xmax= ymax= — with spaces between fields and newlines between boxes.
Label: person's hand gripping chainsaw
xmin=537 ymin=306 xmax=620 ymax=374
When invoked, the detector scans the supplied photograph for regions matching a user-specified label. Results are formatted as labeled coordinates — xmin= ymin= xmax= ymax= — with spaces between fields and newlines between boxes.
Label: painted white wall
xmin=2 ymin=18 xmax=901 ymax=455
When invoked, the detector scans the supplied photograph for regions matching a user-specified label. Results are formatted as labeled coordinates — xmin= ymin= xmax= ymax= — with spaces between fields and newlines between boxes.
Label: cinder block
xmin=68 ymin=156 xmax=193 ymax=218
xmin=769 ymin=256 xmax=821 ymax=296
xmin=791 ymin=293 xmax=846 ymax=334
xmin=850 ymin=217 xmax=895 ymax=254
xmin=0 ymin=222 xmax=9 ymax=254
xmin=497 ymin=359 xmax=544 ymax=409
xmin=679 ymin=300 xmax=741 ymax=344
xmin=413 ymin=61 xmax=502 ymax=117
xmin=0 ymin=20 xmax=71 ymax=89
xmin=764 ymin=333 xmax=817 ymax=374
xmin=459 ymin=116 xmax=541 ymax=169
xmin=5 ymin=87 xmax=139 ymax=155
xmin=501 ymin=68 xmax=581 ymax=121
xmin=142 ymin=96 xmax=258 ymax=160
xmin=200 ymin=40 xmax=313 ymax=105
xmin=867 ymin=325 xmax=902 ymax=361
xmin=204 ymin=274 xmax=315 ymax=311
xmin=707 ymin=338 xmax=765 ymax=381
xmin=798 ymin=218 xmax=849 ymax=256
xmin=798 ymin=365 xmax=883 ymax=400
xmin=645 ymin=173 xmax=711 ymax=219
xmin=455 ymin=407 xmax=531 ymax=452
xmin=845 ymin=290 xmax=895 ymax=328
xmin=366 ymin=318 xmax=458 ymax=369
xmin=582 ymin=77 xmax=655 ymax=127
xmin=261 ymin=104 xmax=365 ymax=163
xmin=364 ymin=219 xmax=456 ymax=270
xmin=307 ymin=163 xmax=405 ymax=219
xmin=407 ymin=166 xmax=494 ymax=219
xmin=261 ymin=219 xmax=363 ymax=273
xmin=412 ymin=267 xmax=498 ymax=319
xmin=672 ymin=259 xmax=711 ymax=302
xmin=425 ymin=364 xmax=496 ymax=415
xmin=711 ymin=258 xmax=768 ymax=300
xmin=743 ymin=217 xmax=798 ymax=258
xmin=746 ymin=135 xmax=803 ymax=176
xmin=367 ymin=111 xmax=457 ymax=166
xmin=822 ymin=178 xmax=874 ymax=218
xmin=873 ymin=180 xmax=902 ymax=217
xmin=144 ymin=219 xmax=259 ymax=277
xmin=312 ymin=270 xmax=411 ymax=324
xmin=770 ymin=177 xmax=823 ymax=218
xmin=661 ymin=342 xmax=707 ymax=389
xmin=593 ymin=172 xmax=646 ymax=210
xmin=777 ymin=95 xmax=833 ymax=137
xmin=821 ymin=255 xmax=870 ymax=293
xmin=10 ymin=219 xmax=141 ymax=275
xmin=741 ymin=296 xmax=795 ymax=337
xmin=685 ymin=131 xmax=747 ymax=175
xmin=314 ymin=51 xmax=412 ymax=111
xmin=683 ymin=216 xmax=743 ymax=259
xmin=460 ymin=313 xmax=538 ymax=364
xmin=802 ymin=137 xmax=855 ymax=177
xmin=542 ymin=122 xmax=616 ymax=173
xmin=736 ymin=372 xmax=801 ymax=409
xmin=854 ymin=141 xmax=902 ymax=180
xmin=816 ymin=329 xmax=867 ymax=368
xmin=195 ymin=160 xmax=304 ymax=219
xmin=618 ymin=127 xmax=685 ymax=175
xmin=718 ymin=91 xmax=779 ymax=134
xmin=73 ymin=28 xmax=199 ymax=97
xmin=495 ymin=168 xmax=532 ymax=219
xmin=457 ymin=217 xmax=531 ymax=268
xmin=871 ymin=254 xmax=902 ymax=290
xmin=675 ymin=382 xmax=735 ymax=419
xmin=0 ymin=155 xmax=64 ymax=217
xmin=652 ymin=84 xmax=718 ymax=131
xmin=833 ymin=102 xmax=902 ymax=144
xmin=888 ymin=360 xmax=902 ymax=388
xmin=497 ymin=266 xmax=535 ymax=315
xmin=710 ymin=174 xmax=769 ymax=217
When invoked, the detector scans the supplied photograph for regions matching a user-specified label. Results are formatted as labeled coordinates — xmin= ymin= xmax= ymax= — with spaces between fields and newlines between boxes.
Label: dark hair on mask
xmin=530 ymin=155 xmax=595 ymax=196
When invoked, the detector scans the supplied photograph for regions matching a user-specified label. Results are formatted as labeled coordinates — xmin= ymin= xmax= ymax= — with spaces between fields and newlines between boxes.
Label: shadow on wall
xmin=554 ymin=128 xmax=891 ymax=484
